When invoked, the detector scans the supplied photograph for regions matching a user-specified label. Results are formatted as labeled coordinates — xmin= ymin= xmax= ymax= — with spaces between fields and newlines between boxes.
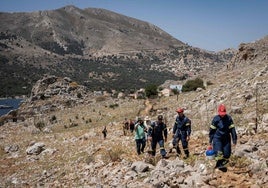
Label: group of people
xmin=122 ymin=118 xmax=135 ymax=135
xmin=133 ymin=104 xmax=237 ymax=170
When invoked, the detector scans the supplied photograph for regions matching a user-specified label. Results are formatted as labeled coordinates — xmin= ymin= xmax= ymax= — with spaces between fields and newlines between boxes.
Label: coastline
xmin=0 ymin=98 xmax=24 ymax=117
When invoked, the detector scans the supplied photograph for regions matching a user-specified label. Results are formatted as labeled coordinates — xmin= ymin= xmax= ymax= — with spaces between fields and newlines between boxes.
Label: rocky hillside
xmin=0 ymin=5 xmax=234 ymax=97
xmin=0 ymin=5 xmax=184 ymax=56
xmin=0 ymin=34 xmax=267 ymax=187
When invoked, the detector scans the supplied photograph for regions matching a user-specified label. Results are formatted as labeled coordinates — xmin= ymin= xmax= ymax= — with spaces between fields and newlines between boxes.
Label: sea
xmin=0 ymin=98 xmax=23 ymax=117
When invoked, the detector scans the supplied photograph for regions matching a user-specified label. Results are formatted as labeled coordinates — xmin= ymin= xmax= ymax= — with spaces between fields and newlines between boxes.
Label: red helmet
xmin=218 ymin=104 xmax=226 ymax=116
xmin=176 ymin=108 xmax=184 ymax=113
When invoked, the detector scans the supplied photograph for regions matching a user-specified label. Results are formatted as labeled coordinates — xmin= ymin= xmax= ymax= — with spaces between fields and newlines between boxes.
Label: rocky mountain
xmin=0 ymin=31 xmax=267 ymax=187
xmin=0 ymin=5 xmax=234 ymax=97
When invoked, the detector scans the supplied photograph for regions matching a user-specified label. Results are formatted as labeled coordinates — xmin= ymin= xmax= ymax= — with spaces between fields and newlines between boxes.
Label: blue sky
xmin=0 ymin=0 xmax=267 ymax=52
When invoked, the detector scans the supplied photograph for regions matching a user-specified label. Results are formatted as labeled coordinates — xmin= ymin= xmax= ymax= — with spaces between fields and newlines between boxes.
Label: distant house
xmin=128 ymin=88 xmax=145 ymax=99
xmin=93 ymin=91 xmax=102 ymax=96
xmin=159 ymin=88 xmax=171 ymax=97
xmin=170 ymin=85 xmax=182 ymax=93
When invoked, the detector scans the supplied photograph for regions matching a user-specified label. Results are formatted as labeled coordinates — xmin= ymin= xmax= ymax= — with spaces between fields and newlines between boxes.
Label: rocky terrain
xmin=0 ymin=5 xmax=234 ymax=97
xmin=0 ymin=35 xmax=268 ymax=187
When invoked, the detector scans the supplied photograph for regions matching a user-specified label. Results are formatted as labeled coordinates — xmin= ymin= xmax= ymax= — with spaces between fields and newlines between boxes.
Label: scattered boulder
xmin=26 ymin=142 xmax=45 ymax=155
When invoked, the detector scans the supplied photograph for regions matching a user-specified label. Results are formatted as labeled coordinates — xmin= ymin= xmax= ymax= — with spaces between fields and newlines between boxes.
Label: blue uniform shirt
xmin=209 ymin=114 xmax=237 ymax=144
xmin=173 ymin=115 xmax=191 ymax=136
xmin=148 ymin=121 xmax=167 ymax=141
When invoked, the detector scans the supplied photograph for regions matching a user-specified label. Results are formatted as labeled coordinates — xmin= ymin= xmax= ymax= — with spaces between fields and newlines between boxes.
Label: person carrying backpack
xmin=170 ymin=108 xmax=191 ymax=159
xmin=209 ymin=104 xmax=237 ymax=170
xmin=147 ymin=115 xmax=168 ymax=158
xmin=134 ymin=117 xmax=147 ymax=155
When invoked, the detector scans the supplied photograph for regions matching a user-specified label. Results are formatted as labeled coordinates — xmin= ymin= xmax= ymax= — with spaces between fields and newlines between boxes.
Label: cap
xmin=176 ymin=108 xmax=184 ymax=113
xmin=218 ymin=104 xmax=226 ymax=116
xmin=144 ymin=116 xmax=150 ymax=121
xmin=137 ymin=117 xmax=143 ymax=121
xmin=158 ymin=115 xmax=163 ymax=120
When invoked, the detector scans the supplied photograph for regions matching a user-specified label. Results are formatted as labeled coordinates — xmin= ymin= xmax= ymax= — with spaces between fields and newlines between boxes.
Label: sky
xmin=0 ymin=0 xmax=267 ymax=52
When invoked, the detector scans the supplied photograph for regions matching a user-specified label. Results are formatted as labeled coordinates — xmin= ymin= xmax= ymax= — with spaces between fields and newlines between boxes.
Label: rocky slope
xmin=0 ymin=34 xmax=267 ymax=187
xmin=0 ymin=5 xmax=234 ymax=97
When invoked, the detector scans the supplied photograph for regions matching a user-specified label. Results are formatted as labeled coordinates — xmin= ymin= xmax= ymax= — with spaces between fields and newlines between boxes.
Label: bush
xmin=182 ymin=78 xmax=205 ymax=92
xmin=145 ymin=84 xmax=158 ymax=98
xmin=103 ymin=147 xmax=124 ymax=162
xmin=49 ymin=115 xmax=57 ymax=123
xmin=171 ymin=88 xmax=180 ymax=95
xmin=35 ymin=121 xmax=45 ymax=131
xmin=77 ymin=92 xmax=82 ymax=98
xmin=109 ymin=103 xmax=119 ymax=109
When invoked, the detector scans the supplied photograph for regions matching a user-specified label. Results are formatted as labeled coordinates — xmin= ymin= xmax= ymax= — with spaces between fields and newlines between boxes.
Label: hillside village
xmin=0 ymin=35 xmax=268 ymax=187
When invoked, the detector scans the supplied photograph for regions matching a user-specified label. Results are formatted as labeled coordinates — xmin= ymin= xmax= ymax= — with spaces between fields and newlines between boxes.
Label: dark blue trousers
xmin=135 ymin=138 xmax=146 ymax=155
xmin=151 ymin=139 xmax=166 ymax=157
xmin=172 ymin=133 xmax=189 ymax=156
xmin=213 ymin=136 xmax=231 ymax=159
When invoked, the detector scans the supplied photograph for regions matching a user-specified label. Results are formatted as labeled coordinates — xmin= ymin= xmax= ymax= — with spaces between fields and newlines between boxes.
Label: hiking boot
xmin=217 ymin=165 xmax=228 ymax=172
xmin=183 ymin=153 xmax=189 ymax=159
xmin=221 ymin=159 xmax=229 ymax=166
xmin=215 ymin=160 xmax=223 ymax=169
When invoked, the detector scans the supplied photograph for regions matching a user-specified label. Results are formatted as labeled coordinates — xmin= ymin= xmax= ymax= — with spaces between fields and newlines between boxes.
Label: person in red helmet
xmin=209 ymin=104 xmax=237 ymax=171
xmin=170 ymin=108 xmax=191 ymax=159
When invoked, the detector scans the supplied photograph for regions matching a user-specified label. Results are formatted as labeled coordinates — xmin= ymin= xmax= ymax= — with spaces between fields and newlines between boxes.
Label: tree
xmin=145 ymin=84 xmax=158 ymax=98
xmin=182 ymin=78 xmax=205 ymax=92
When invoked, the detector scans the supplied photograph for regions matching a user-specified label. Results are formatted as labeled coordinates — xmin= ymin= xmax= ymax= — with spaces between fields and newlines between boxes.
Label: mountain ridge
xmin=0 ymin=5 xmax=256 ymax=97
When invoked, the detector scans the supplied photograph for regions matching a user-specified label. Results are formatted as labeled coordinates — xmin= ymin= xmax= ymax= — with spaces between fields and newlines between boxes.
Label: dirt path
xmin=138 ymin=99 xmax=153 ymax=117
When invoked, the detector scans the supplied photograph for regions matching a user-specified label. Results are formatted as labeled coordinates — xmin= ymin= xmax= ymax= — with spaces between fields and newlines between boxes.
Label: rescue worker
xmin=209 ymin=104 xmax=237 ymax=170
xmin=170 ymin=108 xmax=191 ymax=159
xmin=147 ymin=115 xmax=168 ymax=158
xmin=134 ymin=117 xmax=147 ymax=155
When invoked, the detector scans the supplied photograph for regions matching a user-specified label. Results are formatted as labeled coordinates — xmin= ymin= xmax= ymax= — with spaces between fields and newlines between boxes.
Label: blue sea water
xmin=0 ymin=98 xmax=23 ymax=117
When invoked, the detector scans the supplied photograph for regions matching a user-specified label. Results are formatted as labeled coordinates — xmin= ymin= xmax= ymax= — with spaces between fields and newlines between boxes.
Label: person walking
xmin=123 ymin=118 xmax=129 ymax=136
xmin=134 ymin=117 xmax=147 ymax=155
xmin=144 ymin=116 xmax=151 ymax=147
xmin=170 ymin=108 xmax=191 ymax=159
xmin=147 ymin=115 xmax=168 ymax=158
xmin=209 ymin=104 xmax=237 ymax=170
xmin=129 ymin=118 xmax=135 ymax=133
xmin=102 ymin=126 xmax=107 ymax=139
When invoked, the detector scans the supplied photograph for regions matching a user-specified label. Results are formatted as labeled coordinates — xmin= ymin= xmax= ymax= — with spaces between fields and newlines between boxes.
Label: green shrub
xmin=35 ymin=121 xmax=45 ymax=131
xmin=109 ymin=103 xmax=119 ymax=109
xmin=145 ymin=84 xmax=158 ymax=98
xmin=182 ymin=78 xmax=205 ymax=92
xmin=49 ymin=115 xmax=57 ymax=123
xmin=171 ymin=88 xmax=180 ymax=95
xmin=77 ymin=92 xmax=82 ymax=98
